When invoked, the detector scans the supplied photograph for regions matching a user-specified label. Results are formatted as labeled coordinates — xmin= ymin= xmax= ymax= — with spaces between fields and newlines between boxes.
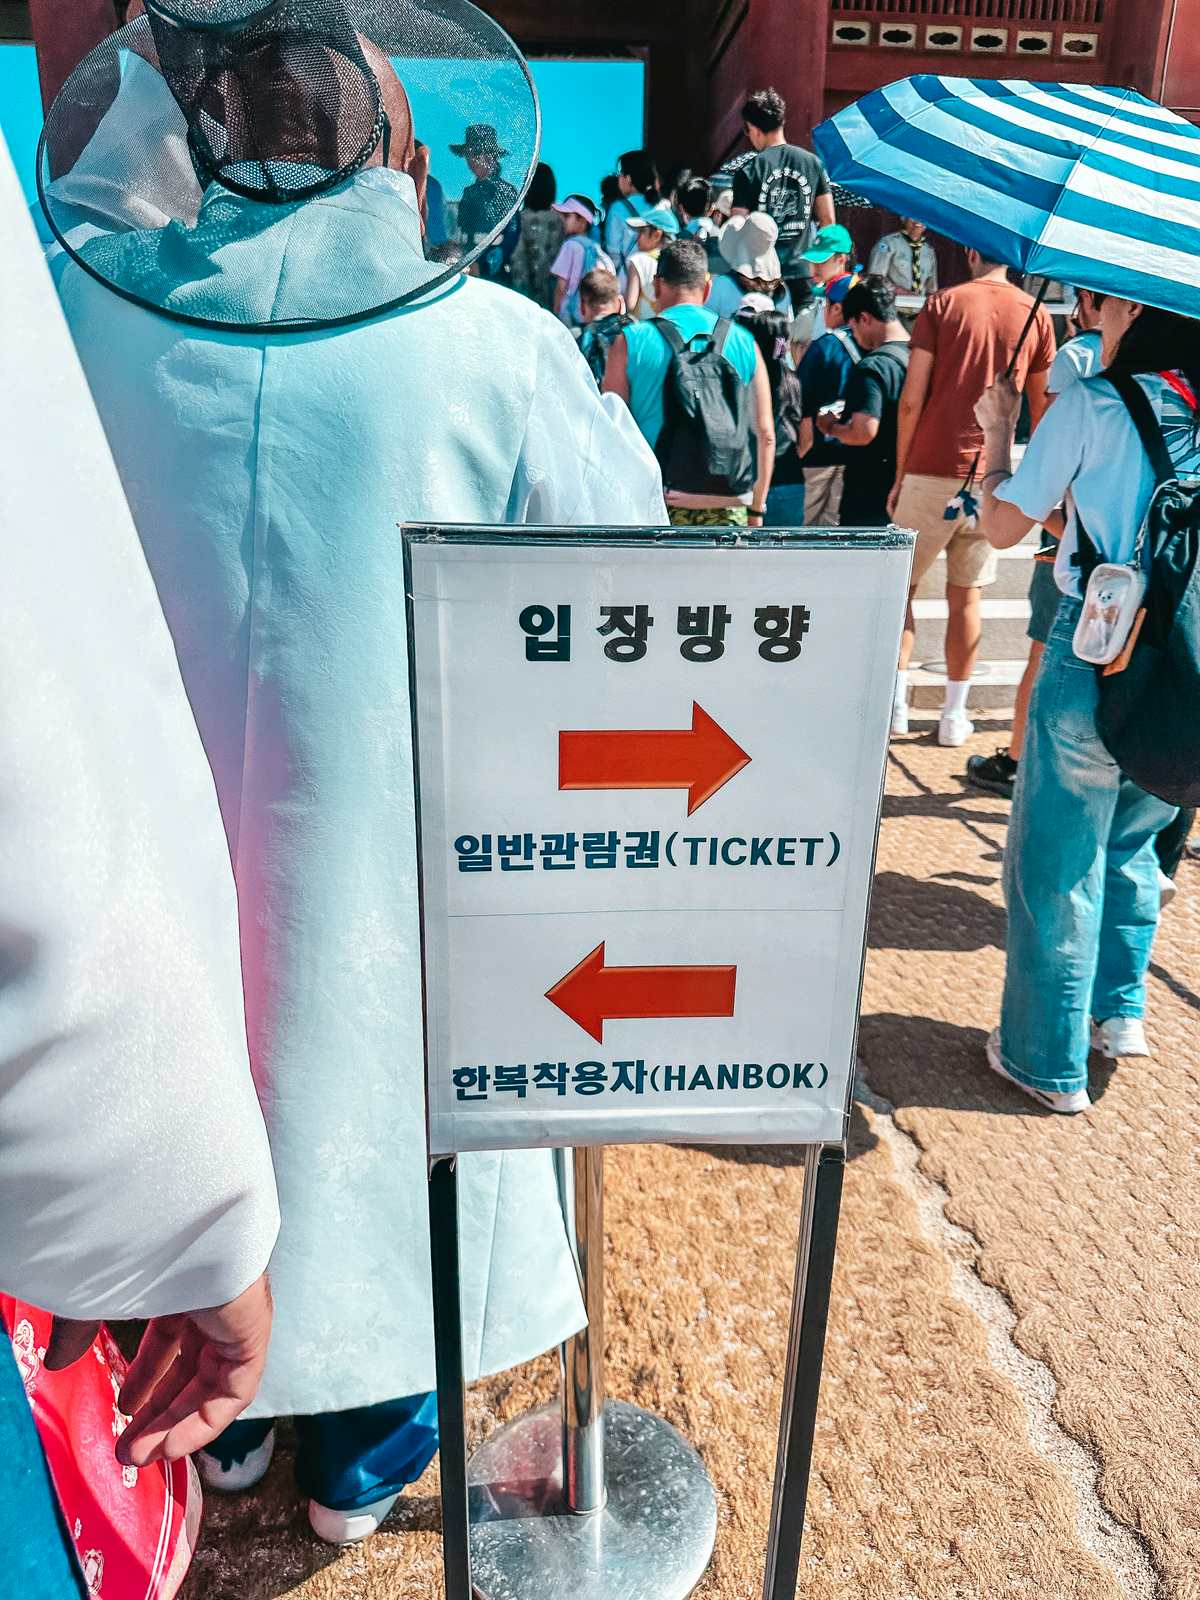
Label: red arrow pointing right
xmin=546 ymin=942 xmax=737 ymax=1043
xmin=559 ymin=701 xmax=750 ymax=815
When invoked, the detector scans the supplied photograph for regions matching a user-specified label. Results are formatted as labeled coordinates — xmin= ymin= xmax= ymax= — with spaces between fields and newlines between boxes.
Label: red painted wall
xmin=28 ymin=0 xmax=116 ymax=108
xmin=1158 ymin=0 xmax=1200 ymax=118
xmin=708 ymin=0 xmax=830 ymax=166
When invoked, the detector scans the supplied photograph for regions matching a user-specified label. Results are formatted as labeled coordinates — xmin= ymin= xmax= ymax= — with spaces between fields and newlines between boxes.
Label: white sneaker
xmin=308 ymin=1492 xmax=401 ymax=1545
xmin=891 ymin=700 xmax=910 ymax=736
xmin=1158 ymin=869 xmax=1177 ymax=910
xmin=196 ymin=1426 xmax=276 ymax=1493
xmin=938 ymin=710 xmax=974 ymax=747
xmin=985 ymin=1030 xmax=1090 ymax=1115
xmin=1091 ymin=1017 xmax=1150 ymax=1059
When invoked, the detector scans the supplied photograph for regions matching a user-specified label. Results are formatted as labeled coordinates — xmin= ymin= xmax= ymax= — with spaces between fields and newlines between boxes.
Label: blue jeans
xmin=764 ymin=481 xmax=807 ymax=527
xmin=999 ymin=598 xmax=1177 ymax=1094
xmin=211 ymin=1392 xmax=439 ymax=1511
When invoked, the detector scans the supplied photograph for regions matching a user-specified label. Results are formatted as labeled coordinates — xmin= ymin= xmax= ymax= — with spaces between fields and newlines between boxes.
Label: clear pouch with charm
xmin=1073 ymin=560 xmax=1148 ymax=665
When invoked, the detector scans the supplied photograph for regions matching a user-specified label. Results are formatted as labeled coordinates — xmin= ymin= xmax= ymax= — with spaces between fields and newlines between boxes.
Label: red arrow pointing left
xmin=545 ymin=942 xmax=737 ymax=1043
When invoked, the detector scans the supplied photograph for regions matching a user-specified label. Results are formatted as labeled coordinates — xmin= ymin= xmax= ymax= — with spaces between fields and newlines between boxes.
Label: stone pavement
xmin=183 ymin=721 xmax=1198 ymax=1600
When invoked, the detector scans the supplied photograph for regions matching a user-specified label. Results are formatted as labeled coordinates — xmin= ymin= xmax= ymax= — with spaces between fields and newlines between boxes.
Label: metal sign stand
xmin=465 ymin=1145 xmax=718 ymax=1600
xmin=429 ymin=1154 xmax=473 ymax=1600
xmin=431 ymin=1142 xmax=847 ymax=1600
xmin=762 ymin=1142 xmax=847 ymax=1600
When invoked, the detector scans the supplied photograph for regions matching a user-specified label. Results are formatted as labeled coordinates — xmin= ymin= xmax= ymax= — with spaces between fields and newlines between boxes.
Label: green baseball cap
xmin=801 ymin=223 xmax=853 ymax=263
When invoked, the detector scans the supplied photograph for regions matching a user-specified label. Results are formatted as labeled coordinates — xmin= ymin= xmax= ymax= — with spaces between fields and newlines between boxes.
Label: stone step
xmin=908 ymin=658 xmax=1025 ymax=710
xmin=910 ymin=541 xmax=1038 ymax=708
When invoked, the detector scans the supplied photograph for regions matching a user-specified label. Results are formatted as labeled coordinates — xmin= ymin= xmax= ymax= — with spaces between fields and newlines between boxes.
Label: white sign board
xmin=406 ymin=529 xmax=912 ymax=1157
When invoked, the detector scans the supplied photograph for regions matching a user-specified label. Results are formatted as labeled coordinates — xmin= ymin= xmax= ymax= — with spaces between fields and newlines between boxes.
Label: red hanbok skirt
xmin=3 ymin=1299 xmax=201 ymax=1599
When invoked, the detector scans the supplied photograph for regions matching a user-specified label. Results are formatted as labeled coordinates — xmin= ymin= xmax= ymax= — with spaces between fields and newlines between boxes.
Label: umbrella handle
xmin=954 ymin=275 xmax=1050 ymax=503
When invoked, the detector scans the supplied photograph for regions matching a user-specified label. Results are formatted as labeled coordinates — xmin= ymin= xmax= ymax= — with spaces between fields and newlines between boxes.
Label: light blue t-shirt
xmin=705 ymin=273 xmax=793 ymax=322
xmin=623 ymin=305 xmax=758 ymax=450
xmin=1046 ymin=328 xmax=1102 ymax=395
xmin=998 ymin=372 xmax=1200 ymax=597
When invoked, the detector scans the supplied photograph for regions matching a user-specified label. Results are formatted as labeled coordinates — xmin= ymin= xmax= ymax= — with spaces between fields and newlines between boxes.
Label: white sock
xmin=942 ymin=678 xmax=970 ymax=716
xmin=894 ymin=669 xmax=909 ymax=708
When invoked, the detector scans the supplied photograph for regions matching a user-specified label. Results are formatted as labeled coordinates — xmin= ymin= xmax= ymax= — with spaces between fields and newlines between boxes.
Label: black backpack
xmin=1077 ymin=371 xmax=1200 ymax=807
xmin=652 ymin=317 xmax=755 ymax=498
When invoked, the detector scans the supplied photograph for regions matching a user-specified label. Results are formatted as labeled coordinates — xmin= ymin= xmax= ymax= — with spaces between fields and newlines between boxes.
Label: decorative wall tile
xmin=970 ymin=26 xmax=1009 ymax=53
xmin=1061 ymin=31 xmax=1099 ymax=57
xmin=831 ymin=19 xmax=871 ymax=46
xmin=925 ymin=23 xmax=963 ymax=51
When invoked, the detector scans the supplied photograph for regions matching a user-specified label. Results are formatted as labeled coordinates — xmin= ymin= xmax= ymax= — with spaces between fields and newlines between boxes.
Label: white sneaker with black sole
xmin=1091 ymin=1017 xmax=1150 ymax=1059
xmin=985 ymin=1030 xmax=1090 ymax=1115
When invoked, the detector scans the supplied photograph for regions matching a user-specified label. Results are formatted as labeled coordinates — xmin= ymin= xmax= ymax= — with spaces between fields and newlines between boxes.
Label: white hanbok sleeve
xmin=508 ymin=312 xmax=668 ymax=526
xmin=0 ymin=135 xmax=279 ymax=1319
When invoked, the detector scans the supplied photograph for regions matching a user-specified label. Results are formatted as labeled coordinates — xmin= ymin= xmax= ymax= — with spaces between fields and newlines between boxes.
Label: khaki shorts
xmin=895 ymin=473 xmax=999 ymax=589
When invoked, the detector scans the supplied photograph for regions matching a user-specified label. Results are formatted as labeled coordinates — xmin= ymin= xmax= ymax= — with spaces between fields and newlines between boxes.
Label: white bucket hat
xmin=718 ymin=210 xmax=782 ymax=280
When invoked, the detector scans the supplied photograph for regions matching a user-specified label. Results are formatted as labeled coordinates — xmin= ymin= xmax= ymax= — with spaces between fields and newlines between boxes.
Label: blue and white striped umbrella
xmin=814 ymin=76 xmax=1200 ymax=318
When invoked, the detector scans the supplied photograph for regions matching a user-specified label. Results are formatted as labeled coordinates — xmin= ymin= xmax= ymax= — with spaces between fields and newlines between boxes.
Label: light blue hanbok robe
xmin=52 ymin=166 xmax=667 ymax=1417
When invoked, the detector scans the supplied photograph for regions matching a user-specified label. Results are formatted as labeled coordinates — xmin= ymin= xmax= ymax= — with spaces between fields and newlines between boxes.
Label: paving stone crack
xmin=853 ymin=1068 xmax=1160 ymax=1600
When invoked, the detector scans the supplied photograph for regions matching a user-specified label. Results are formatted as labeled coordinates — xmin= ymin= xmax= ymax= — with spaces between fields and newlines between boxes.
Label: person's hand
xmin=748 ymin=510 xmax=765 ymax=529
xmin=815 ymin=411 xmax=836 ymax=437
xmin=114 ymin=1273 xmax=273 ymax=1468
xmin=887 ymin=477 xmax=903 ymax=519
xmin=975 ymin=375 xmax=1021 ymax=436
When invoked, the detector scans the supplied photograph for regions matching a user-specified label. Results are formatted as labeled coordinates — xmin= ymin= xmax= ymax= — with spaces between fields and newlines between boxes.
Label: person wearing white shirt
xmin=40 ymin=0 xmax=667 ymax=1545
xmin=974 ymin=296 xmax=1198 ymax=1116
xmin=1 ymin=124 xmax=279 ymax=1585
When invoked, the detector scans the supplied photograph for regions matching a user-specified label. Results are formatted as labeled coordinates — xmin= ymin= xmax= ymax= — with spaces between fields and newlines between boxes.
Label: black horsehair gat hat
xmin=38 ymin=0 xmax=540 ymax=331
xmin=450 ymin=122 xmax=509 ymax=160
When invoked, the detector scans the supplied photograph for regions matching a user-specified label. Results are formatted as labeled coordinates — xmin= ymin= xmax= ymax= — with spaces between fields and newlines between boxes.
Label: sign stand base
xmin=469 ymin=1400 xmax=717 ymax=1600
xmin=468 ymin=1147 xmax=717 ymax=1600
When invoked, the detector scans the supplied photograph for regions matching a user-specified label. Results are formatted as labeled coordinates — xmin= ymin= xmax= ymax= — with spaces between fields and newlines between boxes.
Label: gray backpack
xmin=652 ymin=317 xmax=755 ymax=498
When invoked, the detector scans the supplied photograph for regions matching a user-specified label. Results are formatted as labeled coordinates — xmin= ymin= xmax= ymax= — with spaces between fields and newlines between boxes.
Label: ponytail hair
xmin=1108 ymin=303 xmax=1200 ymax=416
xmin=736 ymin=308 xmax=803 ymax=443
xmin=618 ymin=149 xmax=661 ymax=204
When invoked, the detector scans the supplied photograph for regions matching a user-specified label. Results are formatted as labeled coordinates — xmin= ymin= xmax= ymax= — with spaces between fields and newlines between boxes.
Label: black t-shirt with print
xmin=839 ymin=341 xmax=911 ymax=527
xmin=729 ymin=144 xmax=831 ymax=275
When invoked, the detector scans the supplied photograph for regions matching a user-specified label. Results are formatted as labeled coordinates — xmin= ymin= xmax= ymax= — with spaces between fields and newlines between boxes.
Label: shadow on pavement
xmin=883 ymin=748 xmax=1008 ymax=864
xmin=868 ymin=870 xmax=1006 ymax=952
xmin=859 ymin=1012 xmax=1056 ymax=1117
xmin=858 ymin=1011 xmax=1123 ymax=1117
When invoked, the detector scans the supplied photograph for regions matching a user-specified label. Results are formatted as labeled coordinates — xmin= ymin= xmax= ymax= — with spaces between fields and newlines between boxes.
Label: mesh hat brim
xmin=38 ymin=0 xmax=540 ymax=332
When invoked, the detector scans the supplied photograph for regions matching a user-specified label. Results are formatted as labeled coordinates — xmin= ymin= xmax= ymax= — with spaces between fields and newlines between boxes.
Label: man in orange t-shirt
xmin=888 ymin=251 xmax=1056 ymax=744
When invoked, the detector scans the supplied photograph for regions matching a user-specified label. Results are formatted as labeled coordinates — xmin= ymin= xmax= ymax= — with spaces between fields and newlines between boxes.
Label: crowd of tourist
xmin=481 ymin=89 xmax=959 ymax=557
xmin=471 ymin=83 xmax=1196 ymax=1129
xmin=3 ymin=7 xmax=1196 ymax=1590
